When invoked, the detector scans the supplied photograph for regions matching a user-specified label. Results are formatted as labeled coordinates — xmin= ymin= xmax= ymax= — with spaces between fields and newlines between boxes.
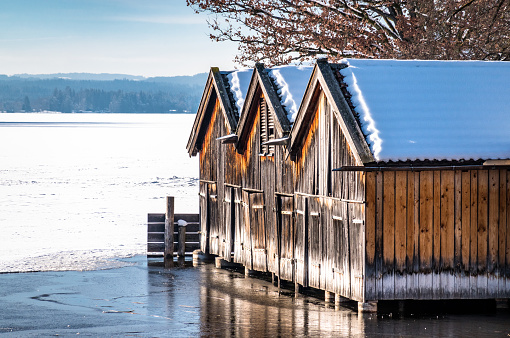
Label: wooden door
xmin=233 ymin=187 xmax=244 ymax=264
xmin=222 ymin=186 xmax=235 ymax=262
xmin=294 ymin=194 xmax=308 ymax=287
xmin=199 ymin=181 xmax=209 ymax=253
xmin=332 ymin=201 xmax=350 ymax=297
xmin=242 ymin=190 xmax=253 ymax=269
xmin=277 ymin=195 xmax=295 ymax=282
xmin=250 ymin=192 xmax=267 ymax=272
xmin=208 ymin=183 xmax=219 ymax=255
xmin=308 ymin=197 xmax=322 ymax=289
xmin=348 ymin=203 xmax=364 ymax=301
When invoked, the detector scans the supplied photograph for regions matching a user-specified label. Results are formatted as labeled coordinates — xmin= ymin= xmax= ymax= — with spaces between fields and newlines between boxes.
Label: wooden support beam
xmin=358 ymin=301 xmax=378 ymax=313
xmin=164 ymin=196 xmax=175 ymax=268
xmin=178 ymin=220 xmax=187 ymax=257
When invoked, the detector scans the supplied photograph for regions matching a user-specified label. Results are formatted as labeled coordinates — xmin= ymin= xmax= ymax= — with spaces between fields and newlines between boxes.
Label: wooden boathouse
xmin=187 ymin=59 xmax=510 ymax=312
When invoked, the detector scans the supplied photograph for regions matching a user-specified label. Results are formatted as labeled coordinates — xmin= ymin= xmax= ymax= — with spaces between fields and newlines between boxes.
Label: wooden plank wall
xmin=365 ymin=169 xmax=510 ymax=301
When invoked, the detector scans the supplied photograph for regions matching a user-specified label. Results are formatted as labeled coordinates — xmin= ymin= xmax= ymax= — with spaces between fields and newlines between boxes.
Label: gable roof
xmin=186 ymin=67 xmax=248 ymax=156
xmin=338 ymin=59 xmax=510 ymax=162
xmin=289 ymin=59 xmax=375 ymax=164
xmin=236 ymin=63 xmax=292 ymax=148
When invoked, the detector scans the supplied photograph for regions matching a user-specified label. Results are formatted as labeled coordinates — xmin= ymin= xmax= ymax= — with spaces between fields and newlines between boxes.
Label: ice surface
xmin=266 ymin=65 xmax=314 ymax=123
xmin=340 ymin=59 xmax=510 ymax=161
xmin=226 ymin=68 xmax=253 ymax=114
xmin=0 ymin=113 xmax=198 ymax=272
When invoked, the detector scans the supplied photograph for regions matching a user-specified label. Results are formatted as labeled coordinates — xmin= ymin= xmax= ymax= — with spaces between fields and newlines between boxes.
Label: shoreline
xmin=0 ymin=249 xmax=144 ymax=274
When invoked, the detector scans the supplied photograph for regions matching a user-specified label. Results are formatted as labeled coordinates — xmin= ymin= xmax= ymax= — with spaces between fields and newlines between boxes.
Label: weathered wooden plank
xmin=406 ymin=171 xmax=418 ymax=299
xmin=419 ymin=171 xmax=434 ymax=298
xmin=242 ymin=190 xmax=253 ymax=270
xmin=164 ymin=196 xmax=175 ymax=268
xmin=460 ymin=171 xmax=471 ymax=298
xmin=413 ymin=172 xmax=421 ymax=297
xmin=294 ymin=194 xmax=308 ymax=287
xmin=365 ymin=171 xmax=376 ymax=301
xmin=488 ymin=170 xmax=499 ymax=296
xmin=432 ymin=171 xmax=441 ymax=299
xmin=200 ymin=182 xmax=209 ymax=254
xmin=477 ymin=170 xmax=488 ymax=298
xmin=147 ymin=233 xmax=165 ymax=242
xmin=454 ymin=170 xmax=463 ymax=298
xmin=174 ymin=213 xmax=200 ymax=223
xmin=470 ymin=171 xmax=478 ymax=297
xmin=322 ymin=198 xmax=334 ymax=293
xmin=440 ymin=170 xmax=455 ymax=299
xmin=147 ymin=242 xmax=200 ymax=254
xmin=209 ymin=183 xmax=220 ymax=256
xmin=278 ymin=195 xmax=295 ymax=282
xmin=394 ymin=171 xmax=407 ymax=299
xmin=261 ymin=157 xmax=277 ymax=273
xmin=349 ymin=203 xmax=364 ymax=301
xmin=147 ymin=223 xmax=165 ymax=233
xmin=148 ymin=213 xmax=166 ymax=223
xmin=233 ymin=188 xmax=245 ymax=264
xmin=375 ymin=171 xmax=384 ymax=299
xmin=506 ymin=170 xmax=510 ymax=296
xmin=333 ymin=201 xmax=349 ymax=297
xmin=499 ymin=170 xmax=508 ymax=297
xmin=308 ymin=197 xmax=322 ymax=289
xmin=382 ymin=171 xmax=395 ymax=299
xmin=223 ymin=186 xmax=235 ymax=262
xmin=250 ymin=192 xmax=267 ymax=272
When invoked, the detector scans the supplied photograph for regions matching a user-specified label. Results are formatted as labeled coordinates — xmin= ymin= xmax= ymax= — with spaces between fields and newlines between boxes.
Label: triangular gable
xmin=289 ymin=59 xmax=375 ymax=165
xmin=236 ymin=63 xmax=292 ymax=150
xmin=187 ymin=67 xmax=238 ymax=156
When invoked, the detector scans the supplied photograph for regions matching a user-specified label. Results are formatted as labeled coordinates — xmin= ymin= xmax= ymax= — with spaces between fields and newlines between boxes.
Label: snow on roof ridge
xmin=225 ymin=68 xmax=253 ymax=114
xmin=267 ymin=68 xmax=298 ymax=122
xmin=266 ymin=65 xmax=314 ymax=123
xmin=341 ymin=69 xmax=382 ymax=160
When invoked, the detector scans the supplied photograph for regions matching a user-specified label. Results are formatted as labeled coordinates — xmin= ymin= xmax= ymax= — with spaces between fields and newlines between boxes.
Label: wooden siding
xmin=191 ymin=64 xmax=509 ymax=305
xmin=365 ymin=169 xmax=510 ymax=300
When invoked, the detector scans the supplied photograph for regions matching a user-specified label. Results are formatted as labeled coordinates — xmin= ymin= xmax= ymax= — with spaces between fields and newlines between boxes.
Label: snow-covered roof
xmin=224 ymin=68 xmax=253 ymax=114
xmin=339 ymin=59 xmax=510 ymax=162
xmin=266 ymin=65 xmax=314 ymax=123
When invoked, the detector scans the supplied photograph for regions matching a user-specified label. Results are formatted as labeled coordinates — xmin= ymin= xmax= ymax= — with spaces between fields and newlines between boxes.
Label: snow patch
xmin=226 ymin=69 xmax=253 ymax=114
xmin=267 ymin=65 xmax=313 ymax=123
xmin=341 ymin=67 xmax=382 ymax=160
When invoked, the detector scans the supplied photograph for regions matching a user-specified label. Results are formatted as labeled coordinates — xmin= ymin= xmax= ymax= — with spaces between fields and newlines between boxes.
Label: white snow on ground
xmin=226 ymin=68 xmax=253 ymax=114
xmin=0 ymin=113 xmax=198 ymax=273
xmin=340 ymin=59 xmax=510 ymax=161
xmin=267 ymin=65 xmax=314 ymax=122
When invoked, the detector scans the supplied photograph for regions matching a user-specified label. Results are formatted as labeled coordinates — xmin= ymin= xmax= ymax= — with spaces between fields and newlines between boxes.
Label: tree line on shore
xmin=0 ymin=74 xmax=207 ymax=113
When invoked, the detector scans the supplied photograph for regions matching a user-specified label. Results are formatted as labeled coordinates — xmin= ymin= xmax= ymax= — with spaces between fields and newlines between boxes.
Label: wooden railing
xmin=147 ymin=197 xmax=200 ymax=266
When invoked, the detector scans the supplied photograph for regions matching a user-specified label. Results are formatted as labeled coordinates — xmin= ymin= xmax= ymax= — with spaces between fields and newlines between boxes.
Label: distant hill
xmin=0 ymin=73 xmax=209 ymax=114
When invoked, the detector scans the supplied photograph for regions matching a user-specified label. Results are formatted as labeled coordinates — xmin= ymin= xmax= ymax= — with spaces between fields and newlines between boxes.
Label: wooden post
xmin=324 ymin=291 xmax=335 ymax=303
xmin=178 ymin=221 xmax=186 ymax=257
xmin=164 ymin=196 xmax=174 ymax=268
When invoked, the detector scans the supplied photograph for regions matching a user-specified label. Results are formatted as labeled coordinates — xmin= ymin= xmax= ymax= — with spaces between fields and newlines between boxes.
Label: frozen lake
xmin=0 ymin=113 xmax=198 ymax=272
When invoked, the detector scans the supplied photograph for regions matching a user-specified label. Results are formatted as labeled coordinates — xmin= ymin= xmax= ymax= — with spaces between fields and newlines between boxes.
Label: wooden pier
xmin=147 ymin=197 xmax=200 ymax=266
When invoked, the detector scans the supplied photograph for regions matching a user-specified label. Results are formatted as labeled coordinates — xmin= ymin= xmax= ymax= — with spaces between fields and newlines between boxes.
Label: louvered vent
xmin=260 ymin=97 xmax=275 ymax=155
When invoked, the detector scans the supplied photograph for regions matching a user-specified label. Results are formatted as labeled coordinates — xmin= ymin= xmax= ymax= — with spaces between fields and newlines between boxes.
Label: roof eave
xmin=186 ymin=67 xmax=238 ymax=157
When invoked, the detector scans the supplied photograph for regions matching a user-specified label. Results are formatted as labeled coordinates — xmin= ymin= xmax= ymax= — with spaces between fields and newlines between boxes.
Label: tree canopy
xmin=187 ymin=0 xmax=510 ymax=65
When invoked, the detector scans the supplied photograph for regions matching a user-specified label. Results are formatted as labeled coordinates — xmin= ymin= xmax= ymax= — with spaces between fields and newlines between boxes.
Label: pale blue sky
xmin=0 ymin=0 xmax=238 ymax=76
